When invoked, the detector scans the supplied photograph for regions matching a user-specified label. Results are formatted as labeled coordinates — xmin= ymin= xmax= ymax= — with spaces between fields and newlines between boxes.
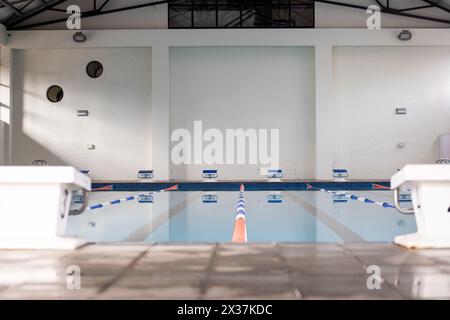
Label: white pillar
xmin=0 ymin=48 xmax=4 ymax=165
xmin=0 ymin=46 xmax=12 ymax=165
xmin=314 ymin=44 xmax=337 ymax=180
xmin=151 ymin=45 xmax=170 ymax=180
xmin=0 ymin=24 xmax=6 ymax=45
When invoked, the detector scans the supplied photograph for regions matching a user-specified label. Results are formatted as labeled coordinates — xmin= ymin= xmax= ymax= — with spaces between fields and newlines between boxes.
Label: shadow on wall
xmin=12 ymin=67 xmax=69 ymax=167
xmin=11 ymin=48 xmax=153 ymax=179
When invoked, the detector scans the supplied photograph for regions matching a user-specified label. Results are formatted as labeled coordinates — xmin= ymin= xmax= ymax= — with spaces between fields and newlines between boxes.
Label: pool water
xmin=66 ymin=190 xmax=416 ymax=243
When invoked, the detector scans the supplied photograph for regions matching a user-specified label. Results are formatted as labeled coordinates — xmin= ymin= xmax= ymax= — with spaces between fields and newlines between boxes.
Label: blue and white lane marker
xmin=232 ymin=184 xmax=248 ymax=243
xmin=306 ymin=184 xmax=395 ymax=209
xmin=87 ymin=184 xmax=178 ymax=211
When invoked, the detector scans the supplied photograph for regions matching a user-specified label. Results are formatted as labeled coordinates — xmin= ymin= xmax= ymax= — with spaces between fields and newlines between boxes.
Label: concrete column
xmin=0 ymin=46 xmax=12 ymax=165
xmin=0 ymin=24 xmax=6 ymax=45
xmin=151 ymin=45 xmax=171 ymax=180
xmin=314 ymin=44 xmax=337 ymax=180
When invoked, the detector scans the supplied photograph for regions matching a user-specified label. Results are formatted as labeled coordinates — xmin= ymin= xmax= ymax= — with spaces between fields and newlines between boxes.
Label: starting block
xmin=333 ymin=192 xmax=348 ymax=203
xmin=138 ymin=170 xmax=154 ymax=179
xmin=202 ymin=169 xmax=218 ymax=181
xmin=202 ymin=193 xmax=218 ymax=203
xmin=268 ymin=193 xmax=283 ymax=203
xmin=332 ymin=168 xmax=348 ymax=182
xmin=392 ymin=165 xmax=450 ymax=249
xmin=267 ymin=169 xmax=283 ymax=180
xmin=0 ymin=166 xmax=91 ymax=249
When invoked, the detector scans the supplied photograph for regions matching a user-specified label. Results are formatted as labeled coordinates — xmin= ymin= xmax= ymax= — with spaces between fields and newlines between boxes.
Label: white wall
xmin=334 ymin=46 xmax=450 ymax=178
xmin=170 ymin=46 xmax=316 ymax=180
xmin=12 ymin=48 xmax=152 ymax=180
xmin=5 ymin=28 xmax=450 ymax=180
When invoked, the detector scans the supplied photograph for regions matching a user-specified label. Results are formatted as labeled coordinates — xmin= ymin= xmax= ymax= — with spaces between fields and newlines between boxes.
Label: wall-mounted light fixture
xmin=396 ymin=108 xmax=407 ymax=115
xmin=77 ymin=110 xmax=89 ymax=117
xmin=73 ymin=31 xmax=86 ymax=43
xmin=398 ymin=30 xmax=412 ymax=41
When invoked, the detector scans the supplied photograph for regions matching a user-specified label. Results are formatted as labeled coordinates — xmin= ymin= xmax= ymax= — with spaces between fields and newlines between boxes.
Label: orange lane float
xmin=232 ymin=184 xmax=248 ymax=243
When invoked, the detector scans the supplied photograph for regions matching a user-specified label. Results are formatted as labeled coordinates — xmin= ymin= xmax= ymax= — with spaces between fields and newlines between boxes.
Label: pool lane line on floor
xmin=122 ymin=193 xmax=202 ymax=242
xmin=87 ymin=185 xmax=179 ymax=211
xmin=283 ymin=191 xmax=366 ymax=243
xmin=362 ymin=190 xmax=394 ymax=200
xmin=232 ymin=184 xmax=248 ymax=243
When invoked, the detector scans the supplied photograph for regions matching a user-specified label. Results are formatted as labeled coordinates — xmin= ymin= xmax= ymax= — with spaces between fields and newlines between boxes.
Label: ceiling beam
xmin=3 ymin=0 xmax=68 ymax=27
xmin=10 ymin=0 xmax=179 ymax=29
xmin=0 ymin=0 xmax=23 ymax=16
xmin=3 ymin=0 xmax=450 ymax=30
xmin=315 ymin=0 xmax=450 ymax=25
xmin=422 ymin=0 xmax=450 ymax=13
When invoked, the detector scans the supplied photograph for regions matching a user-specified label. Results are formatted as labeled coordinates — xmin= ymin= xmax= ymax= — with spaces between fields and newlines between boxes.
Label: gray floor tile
xmin=204 ymin=274 xmax=296 ymax=299
xmin=217 ymin=244 xmax=278 ymax=256
xmin=0 ymin=284 xmax=98 ymax=300
xmin=413 ymin=249 xmax=450 ymax=259
xmin=292 ymin=273 xmax=405 ymax=299
xmin=116 ymin=272 xmax=206 ymax=288
xmin=387 ymin=273 xmax=450 ymax=299
xmin=0 ymin=265 xmax=67 ymax=287
xmin=379 ymin=264 xmax=450 ymax=276
xmin=98 ymin=286 xmax=201 ymax=299
xmin=348 ymin=250 xmax=436 ymax=266
xmin=1 ymin=243 xmax=450 ymax=299
xmin=287 ymin=261 xmax=366 ymax=275
xmin=150 ymin=244 xmax=215 ymax=252
xmin=0 ymin=250 xmax=69 ymax=263
xmin=340 ymin=243 xmax=404 ymax=251
xmin=203 ymin=286 xmax=296 ymax=300
xmin=279 ymin=243 xmax=345 ymax=256
xmin=283 ymin=250 xmax=366 ymax=275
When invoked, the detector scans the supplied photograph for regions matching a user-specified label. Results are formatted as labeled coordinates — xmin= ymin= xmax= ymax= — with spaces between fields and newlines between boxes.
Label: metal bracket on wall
xmin=77 ymin=110 xmax=89 ymax=117
xmin=396 ymin=108 xmax=407 ymax=115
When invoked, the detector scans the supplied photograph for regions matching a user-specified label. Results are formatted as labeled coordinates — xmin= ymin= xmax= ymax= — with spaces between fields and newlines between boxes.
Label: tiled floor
xmin=1 ymin=243 xmax=450 ymax=299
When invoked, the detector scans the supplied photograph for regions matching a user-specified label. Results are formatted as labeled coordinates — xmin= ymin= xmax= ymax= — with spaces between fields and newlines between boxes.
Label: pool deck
xmin=1 ymin=243 xmax=450 ymax=300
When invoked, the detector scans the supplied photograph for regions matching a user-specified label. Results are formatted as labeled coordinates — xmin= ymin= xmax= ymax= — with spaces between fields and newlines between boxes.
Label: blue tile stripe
xmin=91 ymin=181 xmax=391 ymax=192
xmin=306 ymin=184 xmax=395 ymax=209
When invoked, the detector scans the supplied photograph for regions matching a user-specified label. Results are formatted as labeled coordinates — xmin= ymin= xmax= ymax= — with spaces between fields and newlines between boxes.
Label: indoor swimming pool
xmin=66 ymin=188 xmax=416 ymax=243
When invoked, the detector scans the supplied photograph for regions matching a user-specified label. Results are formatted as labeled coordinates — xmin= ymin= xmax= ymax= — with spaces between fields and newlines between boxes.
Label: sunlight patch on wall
xmin=0 ymin=105 xmax=9 ymax=124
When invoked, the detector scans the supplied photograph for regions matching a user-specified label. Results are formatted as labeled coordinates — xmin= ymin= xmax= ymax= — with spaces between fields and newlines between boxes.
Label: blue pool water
xmin=67 ymin=190 xmax=416 ymax=243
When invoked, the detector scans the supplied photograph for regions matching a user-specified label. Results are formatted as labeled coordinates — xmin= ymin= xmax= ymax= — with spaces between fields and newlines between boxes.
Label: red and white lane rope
xmin=87 ymin=185 xmax=178 ymax=211
xmin=232 ymin=184 xmax=248 ymax=243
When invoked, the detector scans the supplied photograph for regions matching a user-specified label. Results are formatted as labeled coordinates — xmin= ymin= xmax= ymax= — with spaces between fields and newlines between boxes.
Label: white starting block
xmin=332 ymin=168 xmax=349 ymax=182
xmin=392 ymin=165 xmax=450 ymax=249
xmin=0 ymin=166 xmax=91 ymax=249
xmin=266 ymin=168 xmax=283 ymax=182
xmin=202 ymin=169 xmax=218 ymax=182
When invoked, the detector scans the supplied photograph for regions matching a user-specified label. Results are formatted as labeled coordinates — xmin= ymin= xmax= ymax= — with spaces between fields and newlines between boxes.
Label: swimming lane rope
xmin=232 ymin=184 xmax=248 ymax=243
xmin=306 ymin=184 xmax=395 ymax=209
xmin=86 ymin=185 xmax=179 ymax=211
